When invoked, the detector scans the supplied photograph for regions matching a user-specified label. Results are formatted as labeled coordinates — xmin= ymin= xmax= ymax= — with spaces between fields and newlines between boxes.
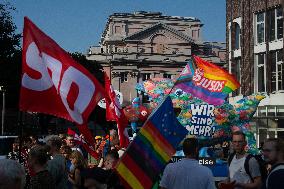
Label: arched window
xmin=151 ymin=34 xmax=167 ymax=54
xmin=234 ymin=23 xmax=241 ymax=49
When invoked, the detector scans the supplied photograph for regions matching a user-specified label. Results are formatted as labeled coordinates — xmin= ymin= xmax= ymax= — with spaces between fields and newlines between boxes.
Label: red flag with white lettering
xmin=105 ymin=73 xmax=129 ymax=148
xmin=20 ymin=17 xmax=105 ymax=124
xmin=20 ymin=17 xmax=103 ymax=158
xmin=67 ymin=128 xmax=99 ymax=159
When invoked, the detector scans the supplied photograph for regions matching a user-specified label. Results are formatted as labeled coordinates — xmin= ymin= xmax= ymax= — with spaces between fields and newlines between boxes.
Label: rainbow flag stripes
xmin=176 ymin=55 xmax=240 ymax=105
xmin=176 ymin=60 xmax=195 ymax=83
xmin=116 ymin=97 xmax=188 ymax=189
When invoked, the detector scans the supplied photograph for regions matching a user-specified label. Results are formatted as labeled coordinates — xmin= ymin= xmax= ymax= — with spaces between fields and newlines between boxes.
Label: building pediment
xmin=123 ymin=22 xmax=195 ymax=44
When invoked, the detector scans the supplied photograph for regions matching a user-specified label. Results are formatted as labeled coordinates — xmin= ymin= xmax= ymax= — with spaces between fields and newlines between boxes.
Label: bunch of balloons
xmin=136 ymin=78 xmax=265 ymax=154
xmin=123 ymin=97 xmax=151 ymax=133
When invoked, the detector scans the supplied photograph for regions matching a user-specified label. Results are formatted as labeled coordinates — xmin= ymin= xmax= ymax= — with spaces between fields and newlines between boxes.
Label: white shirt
xmin=160 ymin=158 xmax=215 ymax=189
xmin=229 ymin=155 xmax=260 ymax=189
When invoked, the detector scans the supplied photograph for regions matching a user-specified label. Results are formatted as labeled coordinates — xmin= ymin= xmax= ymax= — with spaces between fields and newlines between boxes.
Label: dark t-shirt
xmin=30 ymin=170 xmax=55 ymax=189
xmin=266 ymin=163 xmax=284 ymax=189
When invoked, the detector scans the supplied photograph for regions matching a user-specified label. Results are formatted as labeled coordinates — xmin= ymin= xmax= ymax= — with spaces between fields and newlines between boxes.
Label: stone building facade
xmin=87 ymin=11 xmax=225 ymax=105
xmin=226 ymin=0 xmax=284 ymax=144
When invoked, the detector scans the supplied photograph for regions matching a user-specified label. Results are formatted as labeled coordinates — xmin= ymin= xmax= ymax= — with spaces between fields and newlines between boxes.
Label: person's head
xmin=70 ymin=150 xmax=87 ymax=168
xmin=232 ymin=131 xmax=247 ymax=154
xmin=82 ymin=168 xmax=108 ymax=189
xmin=182 ymin=138 xmax=198 ymax=158
xmin=28 ymin=145 xmax=49 ymax=170
xmin=47 ymin=127 xmax=53 ymax=135
xmin=0 ymin=159 xmax=26 ymax=189
xmin=84 ymin=178 xmax=107 ymax=189
xmin=95 ymin=136 xmax=102 ymax=144
xmin=58 ymin=133 xmax=66 ymax=140
xmin=263 ymin=138 xmax=284 ymax=165
xmin=46 ymin=136 xmax=62 ymax=155
xmin=30 ymin=136 xmax=39 ymax=147
xmin=103 ymin=150 xmax=119 ymax=170
xmin=60 ymin=145 xmax=72 ymax=159
xmin=66 ymin=136 xmax=75 ymax=147
xmin=23 ymin=137 xmax=33 ymax=149
xmin=12 ymin=142 xmax=19 ymax=152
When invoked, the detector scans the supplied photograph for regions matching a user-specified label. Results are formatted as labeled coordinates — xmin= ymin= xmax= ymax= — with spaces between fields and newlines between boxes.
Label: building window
xmin=163 ymin=73 xmax=172 ymax=79
xmin=256 ymin=12 xmax=265 ymax=44
xmin=256 ymin=53 xmax=266 ymax=92
xmin=233 ymin=58 xmax=241 ymax=94
xmin=268 ymin=7 xmax=283 ymax=41
xmin=235 ymin=23 xmax=241 ymax=49
xmin=115 ymin=25 xmax=122 ymax=34
xmin=192 ymin=30 xmax=199 ymax=39
xmin=271 ymin=50 xmax=283 ymax=92
xmin=142 ymin=73 xmax=151 ymax=81
xmin=277 ymin=7 xmax=283 ymax=40
xmin=120 ymin=72 xmax=128 ymax=83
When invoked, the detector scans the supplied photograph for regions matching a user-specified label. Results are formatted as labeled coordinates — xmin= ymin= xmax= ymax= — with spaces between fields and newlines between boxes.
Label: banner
xmin=20 ymin=17 xmax=105 ymax=125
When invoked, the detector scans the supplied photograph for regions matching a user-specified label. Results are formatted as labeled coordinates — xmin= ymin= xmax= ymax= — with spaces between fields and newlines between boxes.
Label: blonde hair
xmin=70 ymin=150 xmax=87 ymax=168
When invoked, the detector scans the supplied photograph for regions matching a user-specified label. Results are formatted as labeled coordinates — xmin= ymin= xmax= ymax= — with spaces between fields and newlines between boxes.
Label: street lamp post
xmin=0 ymin=86 xmax=5 ymax=135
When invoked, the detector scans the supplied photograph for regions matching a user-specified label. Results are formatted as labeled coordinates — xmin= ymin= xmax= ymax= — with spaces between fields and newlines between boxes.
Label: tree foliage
xmin=0 ymin=2 xmax=21 ymax=61
xmin=70 ymin=52 xmax=105 ymax=84
xmin=0 ymin=3 xmax=21 ymax=108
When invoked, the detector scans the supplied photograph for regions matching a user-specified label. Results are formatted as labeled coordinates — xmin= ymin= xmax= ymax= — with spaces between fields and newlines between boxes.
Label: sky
xmin=8 ymin=0 xmax=226 ymax=54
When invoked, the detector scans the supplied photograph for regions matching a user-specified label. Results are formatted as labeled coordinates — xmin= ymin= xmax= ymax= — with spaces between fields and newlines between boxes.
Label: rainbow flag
xmin=115 ymin=97 xmax=188 ymax=189
xmin=175 ymin=60 xmax=195 ymax=83
xmin=175 ymin=55 xmax=240 ymax=105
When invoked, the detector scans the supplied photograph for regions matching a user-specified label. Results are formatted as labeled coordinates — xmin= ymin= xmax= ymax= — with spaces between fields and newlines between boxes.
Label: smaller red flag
xmin=67 ymin=128 xmax=99 ymax=159
xmin=105 ymin=73 xmax=129 ymax=148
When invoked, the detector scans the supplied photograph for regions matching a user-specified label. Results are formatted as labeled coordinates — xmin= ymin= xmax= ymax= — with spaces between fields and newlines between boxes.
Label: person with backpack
xmin=219 ymin=131 xmax=262 ymax=189
xmin=262 ymin=138 xmax=284 ymax=189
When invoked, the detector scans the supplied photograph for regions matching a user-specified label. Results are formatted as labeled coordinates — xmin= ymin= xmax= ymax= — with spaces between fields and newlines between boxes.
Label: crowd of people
xmin=0 ymin=130 xmax=283 ymax=189
xmin=159 ymin=131 xmax=284 ymax=189
xmin=0 ymin=130 xmax=124 ymax=189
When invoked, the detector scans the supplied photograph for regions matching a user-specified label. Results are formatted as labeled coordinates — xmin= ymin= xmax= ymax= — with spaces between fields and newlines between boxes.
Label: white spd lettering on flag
xmin=20 ymin=17 xmax=105 ymax=125
xmin=22 ymin=42 xmax=95 ymax=124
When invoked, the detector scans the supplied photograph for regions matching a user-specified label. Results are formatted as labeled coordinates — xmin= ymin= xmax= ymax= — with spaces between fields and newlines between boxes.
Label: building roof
xmin=100 ymin=11 xmax=202 ymax=44
xmin=123 ymin=22 xmax=196 ymax=43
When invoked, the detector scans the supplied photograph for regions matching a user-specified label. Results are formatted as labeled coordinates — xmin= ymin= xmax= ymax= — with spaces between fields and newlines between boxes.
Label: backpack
xmin=228 ymin=153 xmax=268 ymax=182
xmin=266 ymin=164 xmax=284 ymax=188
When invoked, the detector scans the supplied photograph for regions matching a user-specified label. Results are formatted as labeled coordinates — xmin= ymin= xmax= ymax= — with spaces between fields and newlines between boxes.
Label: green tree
xmin=0 ymin=2 xmax=21 ymax=61
xmin=70 ymin=52 xmax=105 ymax=84
xmin=0 ymin=3 xmax=21 ymax=109
xmin=70 ymin=52 xmax=110 ymax=129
